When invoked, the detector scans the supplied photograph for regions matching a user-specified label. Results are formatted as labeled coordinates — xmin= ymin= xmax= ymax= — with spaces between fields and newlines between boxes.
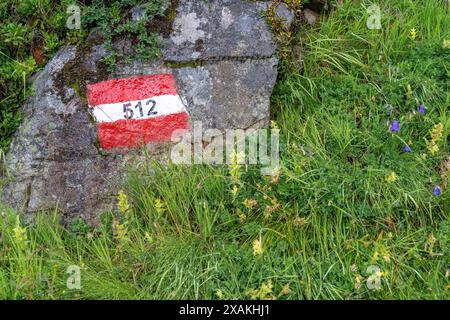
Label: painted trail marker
xmin=87 ymin=74 xmax=189 ymax=149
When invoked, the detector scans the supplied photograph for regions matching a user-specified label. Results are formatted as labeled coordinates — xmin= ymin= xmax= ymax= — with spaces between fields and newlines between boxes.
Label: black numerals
xmin=123 ymin=103 xmax=134 ymax=119
xmin=147 ymin=99 xmax=157 ymax=116
xmin=123 ymin=100 xmax=158 ymax=119
xmin=135 ymin=101 xmax=144 ymax=118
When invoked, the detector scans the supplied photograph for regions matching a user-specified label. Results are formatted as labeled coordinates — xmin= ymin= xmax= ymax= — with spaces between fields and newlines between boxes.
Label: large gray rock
xmin=174 ymin=57 xmax=277 ymax=130
xmin=163 ymin=0 xmax=277 ymax=61
xmin=1 ymin=0 xmax=280 ymax=223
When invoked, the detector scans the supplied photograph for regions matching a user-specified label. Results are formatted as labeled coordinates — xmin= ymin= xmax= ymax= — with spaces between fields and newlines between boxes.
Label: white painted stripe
xmin=90 ymin=94 xmax=187 ymax=123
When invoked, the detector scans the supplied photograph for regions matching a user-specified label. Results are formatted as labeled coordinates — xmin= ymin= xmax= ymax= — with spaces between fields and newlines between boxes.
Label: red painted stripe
xmin=87 ymin=74 xmax=178 ymax=106
xmin=97 ymin=112 xmax=190 ymax=149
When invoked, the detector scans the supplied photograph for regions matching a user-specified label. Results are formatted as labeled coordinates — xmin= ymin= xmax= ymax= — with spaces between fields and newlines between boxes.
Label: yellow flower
xmin=377 ymin=271 xmax=388 ymax=278
xmin=13 ymin=225 xmax=27 ymax=248
xmin=293 ymin=216 xmax=308 ymax=227
xmin=263 ymin=198 xmax=281 ymax=219
xmin=154 ymin=199 xmax=165 ymax=216
xmin=245 ymin=280 xmax=274 ymax=300
xmin=385 ymin=171 xmax=398 ymax=183
xmin=117 ymin=190 xmax=130 ymax=215
xmin=216 ymin=290 xmax=225 ymax=299
xmin=112 ymin=219 xmax=128 ymax=242
xmin=427 ymin=123 xmax=444 ymax=156
xmin=144 ymin=232 xmax=153 ymax=243
xmin=270 ymin=167 xmax=281 ymax=184
xmin=431 ymin=123 xmax=444 ymax=142
xmin=270 ymin=120 xmax=279 ymax=129
xmin=243 ymin=198 xmax=258 ymax=210
xmin=252 ymin=238 xmax=263 ymax=256
xmin=237 ymin=209 xmax=246 ymax=224
xmin=279 ymin=283 xmax=291 ymax=296
xmin=410 ymin=28 xmax=417 ymax=40
xmin=406 ymin=84 xmax=413 ymax=99
xmin=354 ymin=275 xmax=363 ymax=290
xmin=371 ymin=250 xmax=379 ymax=263
xmin=231 ymin=185 xmax=239 ymax=199
xmin=428 ymin=144 xmax=439 ymax=155
xmin=443 ymin=39 xmax=450 ymax=49
xmin=229 ymin=150 xmax=245 ymax=181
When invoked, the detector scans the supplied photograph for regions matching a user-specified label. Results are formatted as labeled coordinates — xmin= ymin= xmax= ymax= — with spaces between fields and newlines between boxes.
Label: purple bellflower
xmin=390 ymin=119 xmax=400 ymax=132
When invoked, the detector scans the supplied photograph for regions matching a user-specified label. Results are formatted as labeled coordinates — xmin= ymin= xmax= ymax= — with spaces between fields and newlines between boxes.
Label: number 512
xmin=123 ymin=100 xmax=157 ymax=119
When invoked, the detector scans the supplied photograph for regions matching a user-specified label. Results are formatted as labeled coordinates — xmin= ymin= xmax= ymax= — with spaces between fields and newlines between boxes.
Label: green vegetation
xmin=0 ymin=0 xmax=449 ymax=299
xmin=0 ymin=0 xmax=67 ymax=151
xmin=0 ymin=0 xmax=165 ymax=152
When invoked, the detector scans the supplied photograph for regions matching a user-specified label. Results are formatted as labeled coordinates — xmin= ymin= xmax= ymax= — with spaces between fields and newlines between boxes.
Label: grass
xmin=0 ymin=0 xmax=449 ymax=299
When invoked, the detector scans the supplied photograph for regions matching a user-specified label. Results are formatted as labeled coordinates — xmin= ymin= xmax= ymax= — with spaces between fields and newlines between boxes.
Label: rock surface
xmin=275 ymin=2 xmax=296 ymax=28
xmin=163 ymin=0 xmax=277 ymax=61
xmin=302 ymin=8 xmax=319 ymax=26
xmin=1 ymin=0 xmax=281 ymax=223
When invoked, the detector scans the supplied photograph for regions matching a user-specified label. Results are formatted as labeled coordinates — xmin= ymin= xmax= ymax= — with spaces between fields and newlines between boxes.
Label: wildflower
xmin=230 ymin=185 xmax=239 ymax=199
xmin=117 ymin=190 xmax=130 ymax=215
xmin=350 ymin=264 xmax=358 ymax=273
xmin=371 ymin=250 xmax=379 ymax=263
xmin=377 ymin=270 xmax=388 ymax=278
xmin=237 ymin=209 xmax=246 ymax=223
xmin=406 ymin=84 xmax=413 ymax=99
xmin=154 ymin=199 xmax=165 ymax=216
xmin=279 ymin=284 xmax=291 ymax=296
xmin=409 ymin=28 xmax=417 ymax=40
xmin=246 ymin=280 xmax=274 ymax=300
xmin=12 ymin=225 xmax=27 ymax=249
xmin=270 ymin=167 xmax=281 ymax=184
xmin=385 ymin=171 xmax=398 ymax=183
xmin=418 ymin=104 xmax=426 ymax=114
xmin=243 ymin=198 xmax=258 ymax=210
xmin=431 ymin=123 xmax=444 ymax=141
xmin=424 ymin=234 xmax=437 ymax=255
xmin=229 ymin=150 xmax=245 ymax=181
xmin=252 ymin=238 xmax=263 ymax=256
xmin=389 ymin=119 xmax=400 ymax=132
xmin=443 ymin=39 xmax=450 ymax=49
xmin=144 ymin=232 xmax=153 ymax=243
xmin=426 ymin=123 xmax=444 ymax=155
xmin=433 ymin=185 xmax=441 ymax=196
xmin=354 ymin=275 xmax=363 ymax=290
xmin=112 ymin=219 xmax=128 ymax=242
xmin=270 ymin=120 xmax=278 ymax=129
xmin=293 ymin=216 xmax=308 ymax=227
xmin=427 ymin=144 xmax=440 ymax=155
xmin=216 ymin=290 xmax=225 ymax=299
xmin=403 ymin=144 xmax=411 ymax=153
xmin=263 ymin=197 xmax=281 ymax=219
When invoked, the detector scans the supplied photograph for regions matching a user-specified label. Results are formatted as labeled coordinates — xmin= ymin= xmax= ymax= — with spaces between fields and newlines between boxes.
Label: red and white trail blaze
xmin=87 ymin=74 xmax=189 ymax=149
